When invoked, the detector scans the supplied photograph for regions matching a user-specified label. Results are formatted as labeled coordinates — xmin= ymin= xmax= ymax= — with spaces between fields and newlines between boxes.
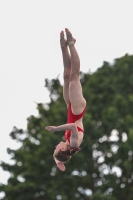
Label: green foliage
xmin=0 ymin=54 xmax=133 ymax=200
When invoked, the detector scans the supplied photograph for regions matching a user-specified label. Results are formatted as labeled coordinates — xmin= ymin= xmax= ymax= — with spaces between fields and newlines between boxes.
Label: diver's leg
xmin=65 ymin=28 xmax=86 ymax=114
xmin=60 ymin=31 xmax=71 ymax=105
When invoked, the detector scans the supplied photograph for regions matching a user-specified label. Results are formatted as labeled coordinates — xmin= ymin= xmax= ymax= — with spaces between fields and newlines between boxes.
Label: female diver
xmin=45 ymin=28 xmax=86 ymax=171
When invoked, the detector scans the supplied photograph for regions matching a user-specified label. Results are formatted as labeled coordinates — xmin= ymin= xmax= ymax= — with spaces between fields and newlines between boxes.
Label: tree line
xmin=0 ymin=54 xmax=133 ymax=200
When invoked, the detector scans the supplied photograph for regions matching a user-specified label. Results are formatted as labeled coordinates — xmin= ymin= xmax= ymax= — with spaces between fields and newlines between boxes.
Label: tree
xmin=0 ymin=54 xmax=133 ymax=200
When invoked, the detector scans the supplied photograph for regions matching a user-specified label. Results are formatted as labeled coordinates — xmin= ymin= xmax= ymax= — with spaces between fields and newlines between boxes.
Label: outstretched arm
xmin=45 ymin=123 xmax=79 ymax=148
xmin=45 ymin=123 xmax=76 ymax=132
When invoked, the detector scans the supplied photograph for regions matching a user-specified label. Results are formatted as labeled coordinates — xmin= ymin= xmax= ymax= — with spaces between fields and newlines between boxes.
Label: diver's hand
xmin=45 ymin=126 xmax=57 ymax=132
xmin=57 ymin=162 xmax=66 ymax=171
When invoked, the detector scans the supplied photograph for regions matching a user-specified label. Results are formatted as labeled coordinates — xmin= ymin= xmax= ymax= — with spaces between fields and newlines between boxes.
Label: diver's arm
xmin=45 ymin=123 xmax=79 ymax=147
xmin=53 ymin=156 xmax=66 ymax=171
xmin=45 ymin=123 xmax=76 ymax=132
xmin=69 ymin=124 xmax=79 ymax=148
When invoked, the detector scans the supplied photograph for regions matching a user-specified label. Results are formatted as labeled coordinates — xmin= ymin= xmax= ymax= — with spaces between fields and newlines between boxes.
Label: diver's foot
xmin=60 ymin=31 xmax=67 ymax=48
xmin=65 ymin=28 xmax=76 ymax=46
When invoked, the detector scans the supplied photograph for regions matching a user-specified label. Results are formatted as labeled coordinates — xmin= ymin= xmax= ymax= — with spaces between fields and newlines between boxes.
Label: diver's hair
xmin=54 ymin=150 xmax=72 ymax=163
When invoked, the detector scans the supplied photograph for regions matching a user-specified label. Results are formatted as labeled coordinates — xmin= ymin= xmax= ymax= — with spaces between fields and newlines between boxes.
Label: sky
xmin=0 ymin=0 xmax=133 ymax=192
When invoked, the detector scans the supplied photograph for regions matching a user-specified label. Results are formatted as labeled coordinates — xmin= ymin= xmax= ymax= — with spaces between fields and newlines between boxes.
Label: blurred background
xmin=0 ymin=0 xmax=133 ymax=199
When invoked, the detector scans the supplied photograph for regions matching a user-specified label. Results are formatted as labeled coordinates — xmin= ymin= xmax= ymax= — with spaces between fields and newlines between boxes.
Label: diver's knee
xmin=70 ymin=72 xmax=79 ymax=82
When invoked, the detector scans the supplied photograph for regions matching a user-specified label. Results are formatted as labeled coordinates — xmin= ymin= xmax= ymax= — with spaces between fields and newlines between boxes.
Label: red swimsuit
xmin=64 ymin=102 xmax=86 ymax=143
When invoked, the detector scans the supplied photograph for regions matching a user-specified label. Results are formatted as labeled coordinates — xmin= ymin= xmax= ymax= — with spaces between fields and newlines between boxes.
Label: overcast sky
xmin=0 ymin=0 xmax=133 ymax=191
